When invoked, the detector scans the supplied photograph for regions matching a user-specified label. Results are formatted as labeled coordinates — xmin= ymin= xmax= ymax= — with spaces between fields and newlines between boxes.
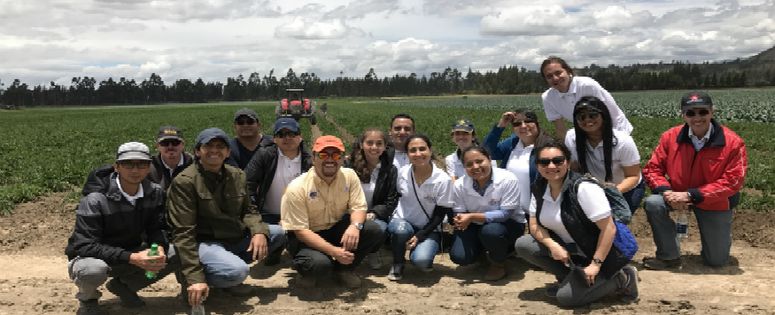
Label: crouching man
xmin=66 ymin=142 xmax=176 ymax=315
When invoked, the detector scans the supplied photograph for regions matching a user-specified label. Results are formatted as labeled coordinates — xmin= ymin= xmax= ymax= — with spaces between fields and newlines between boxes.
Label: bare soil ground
xmin=1 ymin=193 xmax=774 ymax=315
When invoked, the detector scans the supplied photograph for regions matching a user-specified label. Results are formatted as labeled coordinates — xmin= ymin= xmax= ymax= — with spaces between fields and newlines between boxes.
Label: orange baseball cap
xmin=313 ymin=135 xmax=345 ymax=152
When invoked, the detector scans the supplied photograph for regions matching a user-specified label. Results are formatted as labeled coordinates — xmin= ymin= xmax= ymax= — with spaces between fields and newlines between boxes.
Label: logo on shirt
xmin=489 ymin=199 xmax=498 ymax=206
xmin=344 ymin=185 xmax=349 ymax=192
xmin=309 ymin=191 xmax=317 ymax=199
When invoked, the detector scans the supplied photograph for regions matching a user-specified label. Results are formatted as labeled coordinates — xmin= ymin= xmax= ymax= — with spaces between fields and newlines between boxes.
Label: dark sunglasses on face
xmin=575 ymin=112 xmax=600 ymax=122
xmin=159 ymin=139 xmax=182 ymax=147
xmin=275 ymin=131 xmax=299 ymax=138
xmin=118 ymin=161 xmax=151 ymax=169
xmin=316 ymin=151 xmax=342 ymax=161
xmin=536 ymin=156 xmax=567 ymax=167
xmin=512 ymin=119 xmax=536 ymax=127
xmin=236 ymin=118 xmax=256 ymax=125
xmin=684 ymin=108 xmax=710 ymax=117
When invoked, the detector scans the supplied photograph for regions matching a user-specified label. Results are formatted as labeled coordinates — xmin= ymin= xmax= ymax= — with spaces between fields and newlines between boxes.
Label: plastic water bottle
xmin=676 ymin=211 xmax=689 ymax=241
xmin=145 ymin=243 xmax=159 ymax=279
xmin=191 ymin=304 xmax=206 ymax=315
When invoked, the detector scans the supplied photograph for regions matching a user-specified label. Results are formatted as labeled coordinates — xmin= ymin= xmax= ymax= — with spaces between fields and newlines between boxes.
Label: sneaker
xmin=77 ymin=299 xmax=108 ymax=315
xmin=367 ymin=252 xmax=383 ymax=270
xmin=544 ymin=284 xmax=560 ymax=298
xmin=419 ymin=265 xmax=434 ymax=273
xmin=335 ymin=271 xmax=362 ymax=289
xmin=106 ymin=278 xmax=145 ymax=308
xmin=387 ymin=264 xmax=404 ymax=281
xmin=294 ymin=274 xmax=317 ymax=288
xmin=224 ymin=283 xmax=254 ymax=296
xmin=620 ymin=265 xmax=640 ymax=302
xmin=483 ymin=263 xmax=506 ymax=281
xmin=642 ymin=257 xmax=681 ymax=270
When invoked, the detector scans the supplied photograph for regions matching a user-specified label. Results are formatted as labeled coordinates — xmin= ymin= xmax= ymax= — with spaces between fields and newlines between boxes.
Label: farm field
xmin=1 ymin=88 xmax=775 ymax=314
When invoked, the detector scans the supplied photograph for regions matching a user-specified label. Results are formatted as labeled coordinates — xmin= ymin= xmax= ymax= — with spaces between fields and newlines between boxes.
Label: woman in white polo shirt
xmin=565 ymin=96 xmax=644 ymax=216
xmin=445 ymin=118 xmax=479 ymax=180
xmin=514 ymin=141 xmax=638 ymax=306
xmin=450 ymin=146 xmax=524 ymax=281
xmin=387 ymin=134 xmax=454 ymax=281
xmin=540 ymin=56 xmax=633 ymax=139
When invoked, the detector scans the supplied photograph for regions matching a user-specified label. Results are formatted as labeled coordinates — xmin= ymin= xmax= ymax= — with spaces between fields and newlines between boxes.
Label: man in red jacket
xmin=642 ymin=91 xmax=748 ymax=269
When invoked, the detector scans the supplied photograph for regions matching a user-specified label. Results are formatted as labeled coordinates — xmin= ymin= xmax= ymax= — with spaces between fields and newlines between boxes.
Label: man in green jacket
xmin=166 ymin=128 xmax=285 ymax=308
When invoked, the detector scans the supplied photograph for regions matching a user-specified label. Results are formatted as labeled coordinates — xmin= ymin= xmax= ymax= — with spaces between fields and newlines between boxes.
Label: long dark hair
xmin=532 ymin=139 xmax=572 ymax=188
xmin=512 ymin=108 xmax=554 ymax=148
xmin=404 ymin=133 xmax=446 ymax=171
xmin=572 ymin=96 xmax=617 ymax=182
xmin=349 ymin=128 xmax=388 ymax=182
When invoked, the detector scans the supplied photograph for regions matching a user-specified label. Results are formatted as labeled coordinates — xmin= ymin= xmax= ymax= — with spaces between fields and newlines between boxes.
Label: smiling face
xmin=114 ymin=160 xmax=152 ymax=186
xmin=196 ymin=139 xmax=230 ymax=171
xmin=683 ymin=106 xmax=713 ymax=138
xmin=389 ymin=117 xmax=415 ymax=151
xmin=536 ymin=147 xmax=569 ymax=184
xmin=407 ymin=137 xmax=431 ymax=168
xmin=542 ymin=62 xmax=572 ymax=92
xmin=512 ymin=112 xmax=539 ymax=143
xmin=156 ymin=138 xmax=184 ymax=165
xmin=274 ymin=129 xmax=302 ymax=155
xmin=234 ymin=116 xmax=260 ymax=139
xmin=451 ymin=130 xmax=474 ymax=150
xmin=575 ymin=109 xmax=603 ymax=135
xmin=463 ymin=149 xmax=492 ymax=184
xmin=313 ymin=147 xmax=344 ymax=180
xmin=362 ymin=131 xmax=386 ymax=164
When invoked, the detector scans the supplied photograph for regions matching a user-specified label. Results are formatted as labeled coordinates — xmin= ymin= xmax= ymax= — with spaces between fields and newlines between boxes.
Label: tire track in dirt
xmin=324 ymin=113 xmax=356 ymax=145
xmin=310 ymin=124 xmax=322 ymax=143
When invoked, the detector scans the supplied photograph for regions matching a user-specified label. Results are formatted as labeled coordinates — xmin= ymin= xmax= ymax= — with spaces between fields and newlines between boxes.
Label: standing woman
xmin=346 ymin=128 xmax=400 ymax=269
xmin=483 ymin=109 xmax=552 ymax=212
xmin=566 ymin=96 xmax=645 ymax=215
xmin=387 ymin=134 xmax=454 ymax=281
xmin=445 ymin=119 xmax=477 ymax=180
xmin=450 ymin=146 xmax=525 ymax=281
xmin=514 ymin=141 xmax=638 ymax=307
xmin=540 ymin=56 xmax=633 ymax=139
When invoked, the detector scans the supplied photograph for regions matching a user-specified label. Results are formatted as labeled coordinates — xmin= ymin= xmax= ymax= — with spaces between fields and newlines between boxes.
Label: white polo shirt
xmin=393 ymin=151 xmax=410 ymax=170
xmin=263 ymin=149 xmax=302 ymax=215
xmin=360 ymin=163 xmax=381 ymax=209
xmin=453 ymin=167 xmax=525 ymax=223
xmin=541 ymin=76 xmax=633 ymax=134
xmin=565 ymin=129 xmax=641 ymax=185
xmin=393 ymin=164 xmax=454 ymax=227
xmin=505 ymin=141 xmax=533 ymax=211
xmin=528 ymin=182 xmax=611 ymax=243
xmin=445 ymin=152 xmax=465 ymax=179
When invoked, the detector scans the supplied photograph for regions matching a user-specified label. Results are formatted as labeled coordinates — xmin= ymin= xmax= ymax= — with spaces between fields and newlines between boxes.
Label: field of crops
xmin=0 ymin=88 xmax=773 ymax=214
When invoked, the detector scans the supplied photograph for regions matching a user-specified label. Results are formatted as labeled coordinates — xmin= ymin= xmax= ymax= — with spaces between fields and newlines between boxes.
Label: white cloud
xmin=274 ymin=18 xmax=356 ymax=39
xmin=480 ymin=5 xmax=576 ymax=36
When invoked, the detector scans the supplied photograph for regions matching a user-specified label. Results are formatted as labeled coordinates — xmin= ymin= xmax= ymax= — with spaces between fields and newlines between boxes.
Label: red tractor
xmin=276 ymin=88 xmax=316 ymax=125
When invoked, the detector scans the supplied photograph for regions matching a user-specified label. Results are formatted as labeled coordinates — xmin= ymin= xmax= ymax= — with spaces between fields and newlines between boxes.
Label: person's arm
xmin=244 ymin=148 xmax=265 ymax=203
xmin=617 ymin=164 xmax=641 ymax=193
xmin=372 ymin=165 xmax=400 ymax=222
xmin=693 ymin=137 xmax=748 ymax=209
xmin=145 ymin=188 xmax=168 ymax=250
xmin=69 ymin=194 xmax=133 ymax=264
xmin=553 ymin=119 xmax=568 ymax=141
xmin=293 ymin=229 xmax=354 ymax=264
xmin=583 ymin=216 xmax=616 ymax=286
xmin=528 ymin=215 xmax=569 ymax=264
xmin=414 ymin=205 xmax=450 ymax=242
xmin=642 ymin=130 xmax=672 ymax=194
xmin=166 ymin=179 xmax=207 ymax=285
xmin=482 ymin=112 xmax=515 ymax=161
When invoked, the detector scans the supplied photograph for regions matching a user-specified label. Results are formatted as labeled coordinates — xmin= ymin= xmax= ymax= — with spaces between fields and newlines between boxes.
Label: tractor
xmin=276 ymin=88 xmax=316 ymax=125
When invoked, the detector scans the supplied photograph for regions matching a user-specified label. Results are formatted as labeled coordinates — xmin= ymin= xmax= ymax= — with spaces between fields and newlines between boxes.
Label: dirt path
xmin=2 ymin=194 xmax=775 ymax=314
xmin=310 ymin=123 xmax=322 ymax=143
xmin=324 ymin=114 xmax=356 ymax=145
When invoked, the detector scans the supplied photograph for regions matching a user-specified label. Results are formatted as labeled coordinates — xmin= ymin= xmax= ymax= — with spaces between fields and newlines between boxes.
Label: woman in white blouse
xmin=514 ymin=140 xmax=638 ymax=306
xmin=387 ymin=134 xmax=454 ymax=281
xmin=445 ymin=118 xmax=477 ymax=180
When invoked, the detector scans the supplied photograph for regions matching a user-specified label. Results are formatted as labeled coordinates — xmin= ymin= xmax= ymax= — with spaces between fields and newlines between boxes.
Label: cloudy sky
xmin=1 ymin=0 xmax=774 ymax=86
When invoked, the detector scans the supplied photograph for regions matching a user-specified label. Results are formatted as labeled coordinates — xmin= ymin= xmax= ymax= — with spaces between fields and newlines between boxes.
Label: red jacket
xmin=643 ymin=120 xmax=747 ymax=211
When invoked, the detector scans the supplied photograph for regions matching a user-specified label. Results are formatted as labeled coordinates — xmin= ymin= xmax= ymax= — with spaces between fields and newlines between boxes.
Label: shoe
xmin=483 ymin=263 xmax=506 ymax=281
xmin=367 ymin=252 xmax=383 ymax=270
xmin=77 ymin=299 xmax=108 ymax=315
xmin=106 ymin=278 xmax=145 ymax=308
xmin=387 ymin=264 xmax=404 ymax=281
xmin=295 ymin=274 xmax=317 ymax=288
xmin=642 ymin=257 xmax=681 ymax=270
xmin=224 ymin=283 xmax=253 ymax=296
xmin=264 ymin=250 xmax=282 ymax=266
xmin=544 ymin=284 xmax=560 ymax=298
xmin=419 ymin=265 xmax=434 ymax=273
xmin=620 ymin=265 xmax=640 ymax=302
xmin=335 ymin=271 xmax=362 ymax=289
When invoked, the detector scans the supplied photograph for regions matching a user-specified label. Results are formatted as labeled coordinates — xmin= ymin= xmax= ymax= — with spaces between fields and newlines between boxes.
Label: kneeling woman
xmin=388 ymin=134 xmax=454 ymax=281
xmin=450 ymin=146 xmax=525 ymax=281
xmin=514 ymin=141 xmax=638 ymax=306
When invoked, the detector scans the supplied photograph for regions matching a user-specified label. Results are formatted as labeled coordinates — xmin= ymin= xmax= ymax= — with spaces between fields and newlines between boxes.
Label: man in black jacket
xmin=66 ymin=142 xmax=177 ymax=315
xmin=245 ymin=118 xmax=312 ymax=264
xmin=227 ymin=108 xmax=274 ymax=169
xmin=148 ymin=125 xmax=194 ymax=191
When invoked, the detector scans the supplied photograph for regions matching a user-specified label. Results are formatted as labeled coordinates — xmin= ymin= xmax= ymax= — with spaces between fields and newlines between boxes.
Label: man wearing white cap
xmin=65 ymin=142 xmax=174 ymax=315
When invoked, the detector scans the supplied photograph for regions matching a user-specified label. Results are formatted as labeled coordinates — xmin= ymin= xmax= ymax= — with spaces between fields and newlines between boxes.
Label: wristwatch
xmin=591 ymin=258 xmax=604 ymax=265
xmin=352 ymin=222 xmax=364 ymax=230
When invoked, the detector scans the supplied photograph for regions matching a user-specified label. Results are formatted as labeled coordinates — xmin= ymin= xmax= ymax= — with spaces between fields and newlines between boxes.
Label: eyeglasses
xmin=684 ymin=108 xmax=710 ymax=117
xmin=275 ymin=131 xmax=299 ymax=138
xmin=512 ymin=119 xmax=536 ymax=127
xmin=118 ymin=161 xmax=151 ymax=169
xmin=575 ymin=112 xmax=600 ymax=122
xmin=536 ymin=156 xmax=567 ymax=167
xmin=235 ymin=118 xmax=257 ymax=125
xmin=316 ymin=151 xmax=342 ymax=161
xmin=159 ymin=139 xmax=182 ymax=147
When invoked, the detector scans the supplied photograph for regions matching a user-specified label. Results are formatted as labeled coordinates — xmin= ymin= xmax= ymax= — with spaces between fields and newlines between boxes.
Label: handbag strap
xmin=410 ymin=169 xmax=433 ymax=222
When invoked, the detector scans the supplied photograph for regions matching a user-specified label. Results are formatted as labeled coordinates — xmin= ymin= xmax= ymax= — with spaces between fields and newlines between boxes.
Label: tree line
xmin=1 ymin=61 xmax=773 ymax=107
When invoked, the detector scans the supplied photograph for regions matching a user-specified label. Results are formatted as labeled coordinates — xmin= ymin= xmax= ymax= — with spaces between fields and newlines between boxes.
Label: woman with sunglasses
xmin=566 ymin=96 xmax=644 ymax=215
xmin=483 ymin=109 xmax=552 ymax=214
xmin=450 ymin=146 xmax=524 ymax=281
xmin=346 ymin=128 xmax=399 ymax=270
xmin=387 ymin=134 xmax=454 ymax=281
xmin=540 ymin=56 xmax=633 ymax=140
xmin=514 ymin=140 xmax=638 ymax=306
xmin=445 ymin=119 xmax=478 ymax=180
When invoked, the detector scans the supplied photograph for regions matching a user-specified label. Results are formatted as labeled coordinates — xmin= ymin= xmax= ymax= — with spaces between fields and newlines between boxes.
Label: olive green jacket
xmin=167 ymin=162 xmax=269 ymax=284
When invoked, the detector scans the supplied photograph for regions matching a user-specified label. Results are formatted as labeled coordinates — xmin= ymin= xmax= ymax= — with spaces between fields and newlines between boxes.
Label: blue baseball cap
xmin=195 ymin=128 xmax=229 ymax=148
xmin=273 ymin=118 xmax=300 ymax=134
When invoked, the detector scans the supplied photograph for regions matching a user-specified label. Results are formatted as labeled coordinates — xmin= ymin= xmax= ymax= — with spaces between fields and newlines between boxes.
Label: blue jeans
xmin=622 ymin=180 xmax=646 ymax=216
xmin=450 ymin=219 xmax=524 ymax=265
xmin=387 ymin=218 xmax=440 ymax=269
xmin=643 ymin=194 xmax=733 ymax=266
xmin=198 ymin=229 xmax=286 ymax=288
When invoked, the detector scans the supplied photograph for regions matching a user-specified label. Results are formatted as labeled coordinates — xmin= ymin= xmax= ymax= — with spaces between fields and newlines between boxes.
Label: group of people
xmin=65 ymin=56 xmax=748 ymax=314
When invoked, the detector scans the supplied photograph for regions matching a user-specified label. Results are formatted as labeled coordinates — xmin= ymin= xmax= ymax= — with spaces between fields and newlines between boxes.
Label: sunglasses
xmin=159 ymin=139 xmax=182 ymax=147
xmin=575 ymin=112 xmax=600 ymax=122
xmin=235 ymin=118 xmax=257 ymax=125
xmin=512 ymin=119 xmax=536 ymax=127
xmin=275 ymin=131 xmax=299 ymax=138
xmin=118 ymin=161 xmax=151 ymax=169
xmin=684 ymin=108 xmax=710 ymax=117
xmin=316 ymin=151 xmax=342 ymax=161
xmin=536 ymin=156 xmax=567 ymax=167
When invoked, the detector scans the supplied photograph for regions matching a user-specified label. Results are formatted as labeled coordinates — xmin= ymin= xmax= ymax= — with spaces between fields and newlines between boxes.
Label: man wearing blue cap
xmin=245 ymin=118 xmax=312 ymax=265
xmin=166 ymin=128 xmax=285 ymax=309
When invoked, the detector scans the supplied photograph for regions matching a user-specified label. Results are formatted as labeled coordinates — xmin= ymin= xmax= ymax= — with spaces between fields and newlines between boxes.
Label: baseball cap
xmin=451 ymin=119 xmax=474 ymax=133
xmin=273 ymin=118 xmax=300 ymax=134
xmin=195 ymin=128 xmax=230 ymax=148
xmin=156 ymin=125 xmax=183 ymax=142
xmin=681 ymin=91 xmax=713 ymax=110
xmin=116 ymin=142 xmax=152 ymax=161
xmin=234 ymin=108 xmax=259 ymax=121
xmin=313 ymin=135 xmax=345 ymax=152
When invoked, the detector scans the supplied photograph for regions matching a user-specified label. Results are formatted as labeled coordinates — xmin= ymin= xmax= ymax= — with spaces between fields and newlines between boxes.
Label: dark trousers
xmin=287 ymin=215 xmax=384 ymax=277
xmin=622 ymin=180 xmax=646 ymax=216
